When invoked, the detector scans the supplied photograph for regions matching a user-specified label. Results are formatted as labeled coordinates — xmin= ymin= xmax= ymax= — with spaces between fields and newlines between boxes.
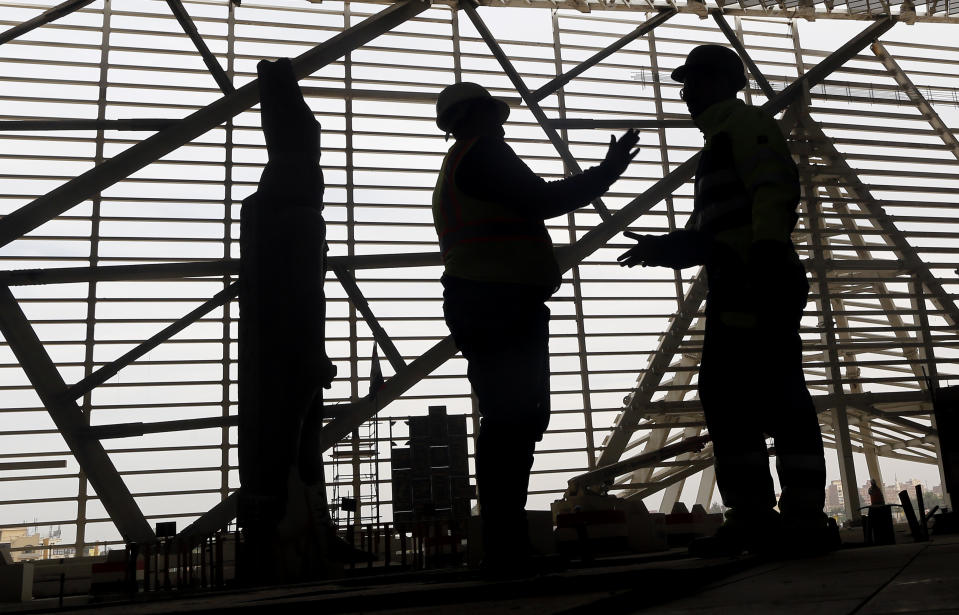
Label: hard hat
xmin=670 ymin=45 xmax=747 ymax=91
xmin=435 ymin=82 xmax=509 ymax=132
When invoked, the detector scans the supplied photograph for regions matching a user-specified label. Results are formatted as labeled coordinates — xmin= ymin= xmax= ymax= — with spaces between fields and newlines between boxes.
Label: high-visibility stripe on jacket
xmin=691 ymin=99 xmax=804 ymax=327
xmin=432 ymin=137 xmax=560 ymax=287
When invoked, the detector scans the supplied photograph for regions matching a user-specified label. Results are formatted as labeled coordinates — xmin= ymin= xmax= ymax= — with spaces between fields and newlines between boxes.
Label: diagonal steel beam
xmin=798 ymin=118 xmax=959 ymax=328
xmin=318 ymin=16 xmax=897 ymax=456
xmin=67 ymin=282 xmax=239 ymax=401
xmin=757 ymin=27 xmax=959 ymax=330
xmin=0 ymin=285 xmax=154 ymax=543
xmin=0 ymin=0 xmax=429 ymax=250
xmin=593 ymin=16 xmax=895 ymax=470
xmin=558 ymin=15 xmax=896 ymax=272
xmin=0 ymin=0 xmax=95 ymax=46
xmin=530 ymin=8 xmax=676 ymax=103
xmin=713 ymin=11 xmax=774 ymax=98
xmin=175 ymin=491 xmax=238 ymax=549
xmin=464 ymin=2 xmax=612 ymax=220
xmin=597 ymin=273 xmax=705 ymax=467
xmin=625 ymin=458 xmax=715 ymax=500
xmin=546 ymin=119 xmax=696 ymax=130
xmin=871 ymin=41 xmax=959 ymax=161
xmin=332 ymin=264 xmax=406 ymax=373
xmin=165 ymin=0 xmax=235 ymax=95
xmin=319 ymin=335 xmax=457 ymax=450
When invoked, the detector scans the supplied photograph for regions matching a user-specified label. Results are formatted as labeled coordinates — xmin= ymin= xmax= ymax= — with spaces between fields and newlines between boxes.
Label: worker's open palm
xmin=618 ymin=231 xmax=663 ymax=267
xmin=605 ymin=129 xmax=641 ymax=176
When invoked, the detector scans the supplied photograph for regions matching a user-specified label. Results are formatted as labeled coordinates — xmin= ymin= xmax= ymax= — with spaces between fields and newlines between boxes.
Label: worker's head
xmin=671 ymin=45 xmax=747 ymax=118
xmin=436 ymin=82 xmax=509 ymax=140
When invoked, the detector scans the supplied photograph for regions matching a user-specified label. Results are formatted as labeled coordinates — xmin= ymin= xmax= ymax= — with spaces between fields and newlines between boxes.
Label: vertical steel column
xmin=344 ymin=1 xmax=363 ymax=528
xmin=646 ymin=29 xmax=684 ymax=310
xmin=787 ymin=21 xmax=883 ymax=496
xmin=550 ymin=11 xmax=596 ymax=468
xmin=806 ymin=162 xmax=861 ymax=521
xmin=451 ymin=6 xmax=463 ymax=85
xmin=798 ymin=93 xmax=861 ymax=520
xmin=219 ymin=0 xmax=237 ymax=503
xmin=912 ymin=280 xmax=951 ymax=508
xmin=76 ymin=0 xmax=112 ymax=553
xmin=785 ymin=21 xmax=862 ymax=520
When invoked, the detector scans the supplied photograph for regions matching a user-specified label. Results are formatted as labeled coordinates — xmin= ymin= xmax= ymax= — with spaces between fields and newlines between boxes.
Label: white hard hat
xmin=435 ymin=82 xmax=509 ymax=132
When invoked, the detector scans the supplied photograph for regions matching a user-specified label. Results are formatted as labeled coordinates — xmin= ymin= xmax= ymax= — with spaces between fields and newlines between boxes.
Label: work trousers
xmin=698 ymin=302 xmax=826 ymax=520
xmin=442 ymin=275 xmax=552 ymax=558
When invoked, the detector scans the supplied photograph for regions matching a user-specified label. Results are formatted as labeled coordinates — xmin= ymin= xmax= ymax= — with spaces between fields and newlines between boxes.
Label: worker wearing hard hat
xmin=433 ymin=82 xmax=639 ymax=571
xmin=619 ymin=45 xmax=836 ymax=557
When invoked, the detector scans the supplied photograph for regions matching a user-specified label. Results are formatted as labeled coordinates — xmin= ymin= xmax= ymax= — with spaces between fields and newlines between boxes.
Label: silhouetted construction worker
xmin=619 ymin=45 xmax=836 ymax=556
xmin=238 ymin=57 xmax=338 ymax=582
xmin=433 ymin=82 xmax=639 ymax=571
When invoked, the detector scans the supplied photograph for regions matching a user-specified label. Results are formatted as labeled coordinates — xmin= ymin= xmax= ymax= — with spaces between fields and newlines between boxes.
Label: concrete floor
xmin=14 ymin=535 xmax=959 ymax=614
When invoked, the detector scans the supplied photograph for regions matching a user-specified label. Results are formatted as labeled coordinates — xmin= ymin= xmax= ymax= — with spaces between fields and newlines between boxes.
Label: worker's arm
xmin=456 ymin=132 xmax=638 ymax=220
xmin=617 ymin=230 xmax=712 ymax=270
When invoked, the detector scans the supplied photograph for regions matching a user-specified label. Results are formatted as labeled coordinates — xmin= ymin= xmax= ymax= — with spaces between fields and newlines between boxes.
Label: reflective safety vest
xmin=691 ymin=99 xmax=803 ymax=326
xmin=432 ymin=137 xmax=561 ymax=287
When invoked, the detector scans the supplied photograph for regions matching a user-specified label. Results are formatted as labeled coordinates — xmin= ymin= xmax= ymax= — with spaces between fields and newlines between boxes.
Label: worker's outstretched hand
xmin=618 ymin=229 xmax=711 ymax=270
xmin=604 ymin=129 xmax=641 ymax=176
xmin=617 ymin=231 xmax=665 ymax=268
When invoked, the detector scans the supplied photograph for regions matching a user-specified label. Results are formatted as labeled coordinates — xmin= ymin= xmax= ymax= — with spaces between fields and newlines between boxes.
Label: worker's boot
xmin=688 ymin=508 xmax=782 ymax=558
xmin=778 ymin=513 xmax=841 ymax=558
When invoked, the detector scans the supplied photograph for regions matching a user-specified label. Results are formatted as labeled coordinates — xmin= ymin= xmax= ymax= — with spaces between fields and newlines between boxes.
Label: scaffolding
xmin=0 ymin=0 xmax=956 ymax=554
xmin=330 ymin=419 xmax=382 ymax=529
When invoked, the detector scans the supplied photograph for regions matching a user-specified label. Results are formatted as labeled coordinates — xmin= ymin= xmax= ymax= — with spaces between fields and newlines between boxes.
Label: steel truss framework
xmin=0 ymin=0 xmax=956 ymax=553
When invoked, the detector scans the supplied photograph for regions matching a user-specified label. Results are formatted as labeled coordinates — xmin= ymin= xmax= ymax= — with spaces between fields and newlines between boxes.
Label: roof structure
xmin=0 ymin=0 xmax=956 ymax=554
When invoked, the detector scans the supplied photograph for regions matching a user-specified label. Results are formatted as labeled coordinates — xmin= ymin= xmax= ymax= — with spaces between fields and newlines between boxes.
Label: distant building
xmin=826 ymin=480 xmax=844 ymax=510
xmin=0 ymin=526 xmax=75 ymax=562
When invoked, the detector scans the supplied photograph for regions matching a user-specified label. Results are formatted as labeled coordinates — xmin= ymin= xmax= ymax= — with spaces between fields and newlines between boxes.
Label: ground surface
xmin=10 ymin=534 xmax=959 ymax=614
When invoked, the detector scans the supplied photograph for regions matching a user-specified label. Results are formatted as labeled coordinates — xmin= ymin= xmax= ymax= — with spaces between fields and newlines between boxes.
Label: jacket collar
xmin=693 ymin=97 xmax=745 ymax=136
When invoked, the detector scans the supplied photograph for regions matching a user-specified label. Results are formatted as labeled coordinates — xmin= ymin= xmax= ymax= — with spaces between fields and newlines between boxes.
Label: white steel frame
xmin=0 ymin=0 xmax=956 ymax=555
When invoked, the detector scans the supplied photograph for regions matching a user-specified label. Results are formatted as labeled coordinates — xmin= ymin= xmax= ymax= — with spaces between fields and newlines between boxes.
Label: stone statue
xmin=238 ymin=57 xmax=337 ymax=582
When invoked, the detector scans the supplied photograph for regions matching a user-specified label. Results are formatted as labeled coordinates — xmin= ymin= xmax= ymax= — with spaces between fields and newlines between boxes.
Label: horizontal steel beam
xmin=0 ymin=460 xmax=67 ymax=471
xmin=0 ymin=119 xmax=178 ymax=132
xmin=88 ymin=416 xmax=239 ymax=440
xmin=643 ymin=389 xmax=932 ymax=415
xmin=0 ymin=252 xmax=441 ymax=286
xmin=545 ymin=118 xmax=695 ymax=130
